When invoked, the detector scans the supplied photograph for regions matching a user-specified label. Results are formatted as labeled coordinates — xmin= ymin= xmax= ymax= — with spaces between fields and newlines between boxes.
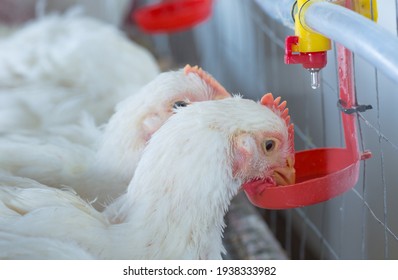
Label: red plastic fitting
xmin=284 ymin=36 xmax=327 ymax=70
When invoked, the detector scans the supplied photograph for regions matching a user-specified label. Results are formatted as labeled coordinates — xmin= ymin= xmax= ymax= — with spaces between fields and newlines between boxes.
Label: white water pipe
xmin=255 ymin=1 xmax=398 ymax=85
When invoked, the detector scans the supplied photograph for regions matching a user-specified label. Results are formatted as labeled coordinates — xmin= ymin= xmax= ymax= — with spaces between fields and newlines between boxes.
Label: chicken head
xmin=237 ymin=93 xmax=295 ymax=197
xmin=140 ymin=65 xmax=230 ymax=142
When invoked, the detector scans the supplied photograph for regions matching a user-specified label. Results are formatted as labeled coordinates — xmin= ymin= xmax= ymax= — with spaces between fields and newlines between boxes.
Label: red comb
xmin=184 ymin=64 xmax=230 ymax=98
xmin=261 ymin=93 xmax=295 ymax=152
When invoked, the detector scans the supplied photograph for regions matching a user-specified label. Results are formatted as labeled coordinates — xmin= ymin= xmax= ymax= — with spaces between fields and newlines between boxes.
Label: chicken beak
xmin=273 ymin=155 xmax=296 ymax=186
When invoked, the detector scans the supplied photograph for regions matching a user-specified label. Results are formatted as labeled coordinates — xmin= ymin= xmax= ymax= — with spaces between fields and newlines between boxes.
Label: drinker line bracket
xmin=243 ymin=0 xmax=374 ymax=209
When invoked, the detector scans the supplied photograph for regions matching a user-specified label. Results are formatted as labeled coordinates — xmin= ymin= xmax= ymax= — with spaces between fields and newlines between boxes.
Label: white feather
xmin=0 ymin=231 xmax=95 ymax=260
xmin=0 ymin=13 xmax=160 ymax=130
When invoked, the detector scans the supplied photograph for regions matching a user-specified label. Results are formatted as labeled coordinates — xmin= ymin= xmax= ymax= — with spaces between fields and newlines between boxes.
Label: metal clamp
xmin=337 ymin=99 xmax=373 ymax=114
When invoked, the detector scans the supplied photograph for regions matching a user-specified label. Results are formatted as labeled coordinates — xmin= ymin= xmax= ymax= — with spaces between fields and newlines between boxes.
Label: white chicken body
xmin=0 ymin=13 xmax=160 ymax=130
xmin=0 ymin=96 xmax=292 ymax=259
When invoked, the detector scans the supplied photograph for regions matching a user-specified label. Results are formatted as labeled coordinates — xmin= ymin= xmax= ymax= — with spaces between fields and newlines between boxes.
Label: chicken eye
xmin=263 ymin=139 xmax=276 ymax=153
xmin=173 ymin=101 xmax=188 ymax=109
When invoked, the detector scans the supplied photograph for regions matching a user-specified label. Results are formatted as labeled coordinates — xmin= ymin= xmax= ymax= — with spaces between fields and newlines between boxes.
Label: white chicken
xmin=0 ymin=65 xmax=231 ymax=208
xmin=0 ymin=94 xmax=295 ymax=259
xmin=0 ymin=13 xmax=160 ymax=131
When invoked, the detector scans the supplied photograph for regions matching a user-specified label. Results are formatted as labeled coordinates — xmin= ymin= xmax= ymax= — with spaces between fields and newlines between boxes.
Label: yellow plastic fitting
xmin=353 ymin=0 xmax=378 ymax=21
xmin=293 ymin=0 xmax=331 ymax=53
